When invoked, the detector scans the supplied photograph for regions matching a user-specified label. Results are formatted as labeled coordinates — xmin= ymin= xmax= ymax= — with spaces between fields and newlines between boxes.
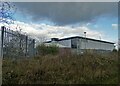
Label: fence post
xmin=31 ymin=39 xmax=35 ymax=57
xmin=33 ymin=39 xmax=35 ymax=57
xmin=0 ymin=26 xmax=5 ymax=85
xmin=25 ymin=36 xmax=28 ymax=57
xmin=1 ymin=26 xmax=4 ymax=58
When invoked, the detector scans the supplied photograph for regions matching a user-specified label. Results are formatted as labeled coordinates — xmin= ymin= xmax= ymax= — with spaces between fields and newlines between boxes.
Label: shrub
xmin=112 ymin=49 xmax=117 ymax=52
xmin=36 ymin=43 xmax=59 ymax=55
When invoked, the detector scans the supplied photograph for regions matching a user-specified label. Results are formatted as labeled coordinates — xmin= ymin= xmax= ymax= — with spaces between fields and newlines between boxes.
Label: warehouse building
xmin=45 ymin=36 xmax=115 ymax=54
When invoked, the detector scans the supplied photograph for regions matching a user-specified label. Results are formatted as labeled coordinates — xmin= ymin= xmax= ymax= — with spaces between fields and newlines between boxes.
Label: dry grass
xmin=2 ymin=52 xmax=118 ymax=84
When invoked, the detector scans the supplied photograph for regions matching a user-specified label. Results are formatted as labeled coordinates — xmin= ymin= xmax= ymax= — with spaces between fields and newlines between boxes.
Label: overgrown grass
xmin=2 ymin=52 xmax=118 ymax=84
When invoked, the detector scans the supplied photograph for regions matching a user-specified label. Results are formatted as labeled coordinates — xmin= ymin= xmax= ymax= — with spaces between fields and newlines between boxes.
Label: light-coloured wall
xmin=58 ymin=39 xmax=71 ymax=48
xmin=47 ymin=38 xmax=114 ymax=51
xmin=79 ymin=38 xmax=114 ymax=51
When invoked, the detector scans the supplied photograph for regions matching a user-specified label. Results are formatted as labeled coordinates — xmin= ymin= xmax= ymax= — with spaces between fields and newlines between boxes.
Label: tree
xmin=0 ymin=1 xmax=16 ymax=24
xmin=0 ymin=1 xmax=17 ymax=85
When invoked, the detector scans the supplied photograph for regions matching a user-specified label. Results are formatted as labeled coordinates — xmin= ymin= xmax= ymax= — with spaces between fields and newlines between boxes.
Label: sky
xmin=0 ymin=2 xmax=118 ymax=47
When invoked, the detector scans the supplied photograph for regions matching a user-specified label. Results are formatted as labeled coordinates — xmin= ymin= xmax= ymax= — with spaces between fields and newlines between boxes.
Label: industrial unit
xmin=45 ymin=36 xmax=115 ymax=53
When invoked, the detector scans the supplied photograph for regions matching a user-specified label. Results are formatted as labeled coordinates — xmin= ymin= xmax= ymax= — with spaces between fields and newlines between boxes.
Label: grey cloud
xmin=14 ymin=2 xmax=118 ymax=25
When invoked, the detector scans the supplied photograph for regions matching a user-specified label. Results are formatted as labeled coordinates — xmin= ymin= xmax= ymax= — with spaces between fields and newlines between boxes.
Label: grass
xmin=2 ymin=52 xmax=118 ymax=84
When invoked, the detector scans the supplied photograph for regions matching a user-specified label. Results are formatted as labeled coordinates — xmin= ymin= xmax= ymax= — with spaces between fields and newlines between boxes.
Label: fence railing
xmin=0 ymin=26 xmax=35 ymax=58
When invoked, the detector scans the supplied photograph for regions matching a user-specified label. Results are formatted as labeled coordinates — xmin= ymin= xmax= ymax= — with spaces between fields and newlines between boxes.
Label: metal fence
xmin=0 ymin=26 xmax=35 ymax=58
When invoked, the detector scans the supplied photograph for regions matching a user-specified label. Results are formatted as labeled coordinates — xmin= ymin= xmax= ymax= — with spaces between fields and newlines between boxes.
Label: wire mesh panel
xmin=1 ymin=26 xmax=35 ymax=58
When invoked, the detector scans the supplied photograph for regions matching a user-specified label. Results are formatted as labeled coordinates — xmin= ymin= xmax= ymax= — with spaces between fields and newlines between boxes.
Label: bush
xmin=118 ymin=48 xmax=120 ymax=52
xmin=112 ymin=49 xmax=117 ymax=52
xmin=36 ymin=43 xmax=59 ymax=55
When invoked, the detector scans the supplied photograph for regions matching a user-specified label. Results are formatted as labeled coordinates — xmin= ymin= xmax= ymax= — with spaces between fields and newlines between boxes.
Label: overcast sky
xmin=0 ymin=2 xmax=118 ymax=45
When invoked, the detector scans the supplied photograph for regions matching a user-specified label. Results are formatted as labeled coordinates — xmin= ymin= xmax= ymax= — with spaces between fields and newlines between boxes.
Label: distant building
xmin=44 ymin=36 xmax=115 ymax=54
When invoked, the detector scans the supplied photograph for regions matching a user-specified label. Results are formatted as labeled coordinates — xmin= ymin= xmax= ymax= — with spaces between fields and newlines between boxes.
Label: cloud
xmin=0 ymin=20 xmax=105 ymax=43
xmin=112 ymin=24 xmax=118 ymax=29
xmin=14 ymin=2 xmax=118 ymax=26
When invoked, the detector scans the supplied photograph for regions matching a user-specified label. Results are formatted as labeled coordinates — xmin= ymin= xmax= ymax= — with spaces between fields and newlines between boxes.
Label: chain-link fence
xmin=0 ymin=26 xmax=35 ymax=58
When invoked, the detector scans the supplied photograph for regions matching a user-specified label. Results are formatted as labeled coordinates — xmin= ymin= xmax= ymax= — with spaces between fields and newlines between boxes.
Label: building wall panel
xmin=79 ymin=39 xmax=114 ymax=51
xmin=58 ymin=39 xmax=71 ymax=48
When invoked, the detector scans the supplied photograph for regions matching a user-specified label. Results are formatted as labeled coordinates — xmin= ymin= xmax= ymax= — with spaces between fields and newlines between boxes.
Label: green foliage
xmin=118 ymin=48 xmax=120 ymax=52
xmin=36 ymin=43 xmax=59 ymax=55
xmin=2 ymin=52 xmax=118 ymax=84
xmin=112 ymin=49 xmax=118 ymax=52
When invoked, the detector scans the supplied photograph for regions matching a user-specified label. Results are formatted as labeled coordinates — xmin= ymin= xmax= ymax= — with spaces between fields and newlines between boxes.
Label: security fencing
xmin=0 ymin=26 xmax=35 ymax=58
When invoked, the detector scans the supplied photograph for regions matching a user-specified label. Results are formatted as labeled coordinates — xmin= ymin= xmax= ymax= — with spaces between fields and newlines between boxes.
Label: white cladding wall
xmin=58 ymin=39 xmax=71 ymax=48
xmin=49 ymin=38 xmax=114 ymax=51
xmin=79 ymin=39 xmax=114 ymax=51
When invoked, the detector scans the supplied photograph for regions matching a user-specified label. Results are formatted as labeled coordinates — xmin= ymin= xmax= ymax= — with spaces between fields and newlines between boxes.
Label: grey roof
xmin=45 ymin=36 xmax=115 ymax=44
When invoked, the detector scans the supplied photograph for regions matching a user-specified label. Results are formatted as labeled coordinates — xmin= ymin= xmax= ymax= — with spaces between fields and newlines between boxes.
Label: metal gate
xmin=0 ymin=26 xmax=35 ymax=58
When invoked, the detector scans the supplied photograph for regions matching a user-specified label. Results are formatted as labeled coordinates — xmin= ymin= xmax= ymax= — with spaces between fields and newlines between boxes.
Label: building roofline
xmin=44 ymin=36 xmax=115 ymax=44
